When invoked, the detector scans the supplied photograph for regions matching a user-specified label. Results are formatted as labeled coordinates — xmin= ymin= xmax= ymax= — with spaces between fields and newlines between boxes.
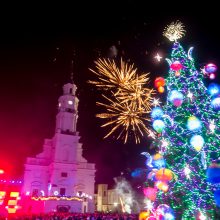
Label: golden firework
xmin=163 ymin=20 xmax=186 ymax=42
xmin=89 ymin=58 xmax=155 ymax=143
xmin=96 ymin=95 xmax=150 ymax=144
xmin=89 ymin=58 xmax=154 ymax=111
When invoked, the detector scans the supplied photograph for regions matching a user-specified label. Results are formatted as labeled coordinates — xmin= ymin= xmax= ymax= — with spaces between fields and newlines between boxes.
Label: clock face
xmin=68 ymin=100 xmax=73 ymax=105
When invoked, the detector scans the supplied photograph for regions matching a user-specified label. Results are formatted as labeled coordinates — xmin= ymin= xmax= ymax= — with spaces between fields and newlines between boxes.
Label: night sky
xmin=0 ymin=10 xmax=220 ymax=186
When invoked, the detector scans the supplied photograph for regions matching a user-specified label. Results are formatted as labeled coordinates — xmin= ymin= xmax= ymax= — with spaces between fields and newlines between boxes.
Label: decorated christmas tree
xmin=142 ymin=21 xmax=220 ymax=219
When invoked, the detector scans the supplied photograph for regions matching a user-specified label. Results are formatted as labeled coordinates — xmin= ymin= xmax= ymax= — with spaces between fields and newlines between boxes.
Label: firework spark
xmin=96 ymin=95 xmax=151 ymax=144
xmin=89 ymin=58 xmax=154 ymax=110
xmin=89 ymin=58 xmax=155 ymax=143
xmin=163 ymin=20 xmax=186 ymax=42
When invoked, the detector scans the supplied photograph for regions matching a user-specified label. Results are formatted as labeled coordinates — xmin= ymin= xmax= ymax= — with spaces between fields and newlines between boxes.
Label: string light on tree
xmin=209 ymin=119 xmax=216 ymax=133
xmin=198 ymin=212 xmax=206 ymax=220
xmin=187 ymin=91 xmax=193 ymax=101
xmin=184 ymin=164 xmax=191 ymax=179
xmin=142 ymin=21 xmax=220 ymax=219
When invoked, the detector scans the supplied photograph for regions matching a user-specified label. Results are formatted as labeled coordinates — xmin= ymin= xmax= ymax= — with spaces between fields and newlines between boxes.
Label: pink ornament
xmin=148 ymin=217 xmax=157 ymax=220
xmin=143 ymin=187 xmax=157 ymax=201
xmin=170 ymin=61 xmax=183 ymax=71
xmin=173 ymin=99 xmax=183 ymax=107
xmin=209 ymin=73 xmax=216 ymax=80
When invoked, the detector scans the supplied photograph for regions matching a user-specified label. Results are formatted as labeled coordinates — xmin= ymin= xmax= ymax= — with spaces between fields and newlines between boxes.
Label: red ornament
xmin=170 ymin=61 xmax=183 ymax=71
xmin=154 ymin=77 xmax=165 ymax=88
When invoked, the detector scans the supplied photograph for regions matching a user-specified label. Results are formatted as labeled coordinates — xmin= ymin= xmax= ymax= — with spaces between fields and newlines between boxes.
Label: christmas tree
xmin=143 ymin=21 xmax=220 ymax=219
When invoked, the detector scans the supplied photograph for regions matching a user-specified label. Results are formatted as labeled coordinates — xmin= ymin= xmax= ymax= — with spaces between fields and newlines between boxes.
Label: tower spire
xmin=70 ymin=60 xmax=74 ymax=83
xmin=70 ymin=49 xmax=76 ymax=83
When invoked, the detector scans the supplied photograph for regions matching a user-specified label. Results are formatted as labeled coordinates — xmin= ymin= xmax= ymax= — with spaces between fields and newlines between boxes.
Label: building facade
xmin=22 ymin=82 xmax=96 ymax=213
xmin=94 ymin=184 xmax=121 ymax=213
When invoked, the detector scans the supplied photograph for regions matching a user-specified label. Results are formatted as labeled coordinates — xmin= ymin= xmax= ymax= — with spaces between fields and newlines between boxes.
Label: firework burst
xmin=89 ymin=58 xmax=155 ymax=143
xmin=163 ymin=20 xmax=186 ymax=42
xmin=96 ymin=95 xmax=150 ymax=144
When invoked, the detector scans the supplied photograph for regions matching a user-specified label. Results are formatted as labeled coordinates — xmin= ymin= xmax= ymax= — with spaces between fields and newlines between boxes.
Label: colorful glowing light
xmin=151 ymin=107 xmax=164 ymax=120
xmin=205 ymin=63 xmax=217 ymax=73
xmin=207 ymin=83 xmax=220 ymax=96
xmin=190 ymin=135 xmax=204 ymax=152
xmin=187 ymin=116 xmax=202 ymax=131
xmin=152 ymin=120 xmax=165 ymax=133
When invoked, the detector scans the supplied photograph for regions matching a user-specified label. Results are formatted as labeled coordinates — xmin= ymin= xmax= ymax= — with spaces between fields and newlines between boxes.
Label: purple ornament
xmin=205 ymin=63 xmax=217 ymax=73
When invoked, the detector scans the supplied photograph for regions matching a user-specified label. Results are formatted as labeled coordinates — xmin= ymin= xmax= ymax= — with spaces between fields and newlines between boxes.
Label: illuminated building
xmin=22 ymin=82 xmax=96 ymax=213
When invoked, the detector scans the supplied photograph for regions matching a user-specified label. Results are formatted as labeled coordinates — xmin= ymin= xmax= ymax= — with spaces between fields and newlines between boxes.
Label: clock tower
xmin=22 ymin=82 xmax=96 ymax=213
xmin=56 ymin=83 xmax=79 ymax=134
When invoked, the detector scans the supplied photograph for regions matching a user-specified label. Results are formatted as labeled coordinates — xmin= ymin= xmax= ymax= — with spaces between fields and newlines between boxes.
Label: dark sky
xmin=0 ymin=10 xmax=220 ymax=185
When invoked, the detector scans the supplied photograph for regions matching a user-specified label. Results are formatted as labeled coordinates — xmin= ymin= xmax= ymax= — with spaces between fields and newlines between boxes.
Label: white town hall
xmin=21 ymin=82 xmax=96 ymax=213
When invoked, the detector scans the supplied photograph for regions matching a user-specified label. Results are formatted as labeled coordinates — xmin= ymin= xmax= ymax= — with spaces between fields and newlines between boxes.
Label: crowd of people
xmin=3 ymin=212 xmax=139 ymax=220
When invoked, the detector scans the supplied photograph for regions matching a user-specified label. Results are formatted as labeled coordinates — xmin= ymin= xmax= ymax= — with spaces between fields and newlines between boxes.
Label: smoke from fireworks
xmin=89 ymin=58 xmax=154 ymax=143
xmin=114 ymin=177 xmax=140 ymax=214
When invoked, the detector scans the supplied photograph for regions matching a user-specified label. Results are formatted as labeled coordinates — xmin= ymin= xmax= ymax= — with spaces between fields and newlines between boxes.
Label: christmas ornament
xmin=168 ymin=90 xmax=184 ymax=107
xmin=190 ymin=135 xmax=204 ymax=152
xmin=170 ymin=61 xmax=183 ymax=71
xmin=143 ymin=187 xmax=157 ymax=201
xmin=211 ymin=97 xmax=220 ymax=110
xmin=152 ymin=120 xmax=165 ymax=133
xmin=155 ymin=168 xmax=173 ymax=182
xmin=206 ymin=161 xmax=220 ymax=184
xmin=152 ymin=153 xmax=166 ymax=169
xmin=154 ymin=77 xmax=165 ymax=88
xmin=151 ymin=107 xmax=164 ymax=120
xmin=209 ymin=73 xmax=215 ymax=80
xmin=207 ymin=83 xmax=220 ymax=96
xmin=158 ymin=86 xmax=165 ymax=93
xmin=139 ymin=211 xmax=150 ymax=220
xmin=156 ymin=204 xmax=175 ymax=220
xmin=214 ymin=190 xmax=220 ymax=207
xmin=155 ymin=181 xmax=169 ymax=192
xmin=187 ymin=116 xmax=202 ymax=131
xmin=205 ymin=63 xmax=217 ymax=73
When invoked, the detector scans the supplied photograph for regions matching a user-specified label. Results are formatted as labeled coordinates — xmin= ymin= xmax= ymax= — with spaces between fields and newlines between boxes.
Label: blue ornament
xmin=187 ymin=116 xmax=202 ymax=132
xmin=151 ymin=107 xmax=164 ymax=120
xmin=211 ymin=97 xmax=220 ymax=110
xmin=152 ymin=120 xmax=165 ymax=133
xmin=152 ymin=158 xmax=166 ymax=169
xmin=168 ymin=90 xmax=184 ymax=102
xmin=214 ymin=190 xmax=220 ymax=207
xmin=156 ymin=204 xmax=175 ymax=220
xmin=206 ymin=162 xmax=220 ymax=184
xmin=208 ymin=83 xmax=220 ymax=96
